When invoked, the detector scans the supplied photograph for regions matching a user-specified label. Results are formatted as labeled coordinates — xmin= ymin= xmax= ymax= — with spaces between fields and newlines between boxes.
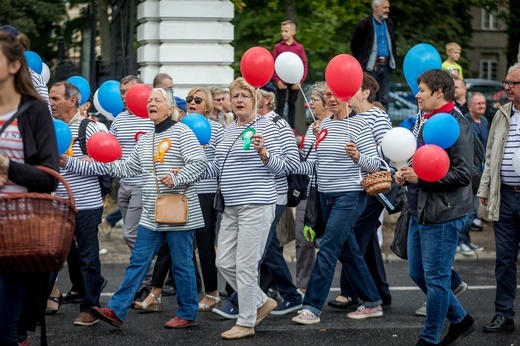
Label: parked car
xmin=465 ymin=78 xmax=508 ymax=122
xmin=387 ymin=83 xmax=417 ymax=126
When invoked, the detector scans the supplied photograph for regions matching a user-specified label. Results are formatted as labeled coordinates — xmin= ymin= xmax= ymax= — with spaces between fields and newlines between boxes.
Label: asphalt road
xmin=35 ymin=258 xmax=519 ymax=346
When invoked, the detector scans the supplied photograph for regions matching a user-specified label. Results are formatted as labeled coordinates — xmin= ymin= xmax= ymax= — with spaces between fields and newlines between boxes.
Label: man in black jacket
xmin=350 ymin=0 xmax=396 ymax=109
xmin=395 ymin=69 xmax=476 ymax=346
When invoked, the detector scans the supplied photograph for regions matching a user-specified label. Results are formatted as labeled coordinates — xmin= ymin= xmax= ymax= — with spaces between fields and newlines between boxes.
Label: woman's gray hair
xmin=310 ymin=81 xmax=327 ymax=105
xmin=258 ymin=88 xmax=276 ymax=111
xmin=151 ymin=88 xmax=179 ymax=121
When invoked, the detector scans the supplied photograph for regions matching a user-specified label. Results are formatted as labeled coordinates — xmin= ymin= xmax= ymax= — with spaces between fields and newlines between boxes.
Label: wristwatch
xmin=260 ymin=151 xmax=270 ymax=162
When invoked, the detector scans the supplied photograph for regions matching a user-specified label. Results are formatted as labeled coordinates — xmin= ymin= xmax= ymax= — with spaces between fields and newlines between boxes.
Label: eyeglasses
xmin=231 ymin=93 xmax=252 ymax=100
xmin=324 ymin=92 xmax=336 ymax=99
xmin=213 ymin=97 xmax=225 ymax=102
xmin=502 ymin=80 xmax=520 ymax=88
xmin=162 ymin=87 xmax=174 ymax=92
xmin=309 ymin=97 xmax=322 ymax=103
xmin=186 ymin=96 xmax=205 ymax=104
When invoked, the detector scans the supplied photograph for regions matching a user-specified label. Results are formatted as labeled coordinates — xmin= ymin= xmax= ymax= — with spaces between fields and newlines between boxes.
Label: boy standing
xmin=442 ymin=42 xmax=464 ymax=79
xmin=272 ymin=20 xmax=308 ymax=130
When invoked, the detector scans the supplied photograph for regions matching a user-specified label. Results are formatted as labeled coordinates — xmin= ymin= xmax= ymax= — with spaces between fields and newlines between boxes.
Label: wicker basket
xmin=361 ymin=157 xmax=392 ymax=195
xmin=0 ymin=166 xmax=77 ymax=274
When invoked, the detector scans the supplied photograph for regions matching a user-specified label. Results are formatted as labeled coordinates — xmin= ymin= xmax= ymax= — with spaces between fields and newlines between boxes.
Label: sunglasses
xmin=186 ymin=96 xmax=205 ymax=104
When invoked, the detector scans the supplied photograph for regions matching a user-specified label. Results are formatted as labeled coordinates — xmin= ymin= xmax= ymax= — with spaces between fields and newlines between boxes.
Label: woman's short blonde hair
xmin=187 ymin=87 xmax=213 ymax=117
xmin=229 ymin=77 xmax=256 ymax=108
xmin=151 ymin=88 xmax=179 ymax=121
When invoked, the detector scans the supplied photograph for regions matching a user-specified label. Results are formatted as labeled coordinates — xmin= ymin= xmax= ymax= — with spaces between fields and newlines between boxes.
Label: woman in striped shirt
xmin=205 ymin=77 xmax=285 ymax=339
xmin=292 ymin=86 xmax=384 ymax=325
xmin=92 ymin=88 xmax=207 ymax=329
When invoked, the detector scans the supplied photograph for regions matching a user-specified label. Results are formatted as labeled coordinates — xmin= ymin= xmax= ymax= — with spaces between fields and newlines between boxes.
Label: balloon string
xmin=255 ymin=88 xmax=258 ymax=118
xmin=347 ymin=101 xmax=350 ymax=141
xmin=298 ymin=83 xmax=316 ymax=122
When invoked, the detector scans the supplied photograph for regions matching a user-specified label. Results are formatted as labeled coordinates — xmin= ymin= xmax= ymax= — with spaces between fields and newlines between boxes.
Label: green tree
xmin=0 ymin=0 xmax=66 ymax=62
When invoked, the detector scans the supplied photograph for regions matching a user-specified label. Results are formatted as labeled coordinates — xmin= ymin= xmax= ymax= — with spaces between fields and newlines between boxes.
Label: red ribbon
xmin=134 ymin=131 xmax=147 ymax=142
xmin=315 ymin=129 xmax=328 ymax=151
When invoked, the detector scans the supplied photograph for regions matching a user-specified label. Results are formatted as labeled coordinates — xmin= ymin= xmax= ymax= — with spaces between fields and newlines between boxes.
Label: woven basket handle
xmin=358 ymin=157 xmax=391 ymax=182
xmin=35 ymin=165 xmax=76 ymax=210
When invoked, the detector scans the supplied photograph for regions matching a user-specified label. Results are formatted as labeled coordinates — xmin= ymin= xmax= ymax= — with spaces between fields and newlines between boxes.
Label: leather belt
xmin=376 ymin=57 xmax=389 ymax=63
xmin=502 ymin=183 xmax=520 ymax=192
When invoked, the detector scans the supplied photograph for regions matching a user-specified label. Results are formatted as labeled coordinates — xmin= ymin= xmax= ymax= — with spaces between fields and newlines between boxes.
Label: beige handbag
xmin=152 ymin=133 xmax=188 ymax=225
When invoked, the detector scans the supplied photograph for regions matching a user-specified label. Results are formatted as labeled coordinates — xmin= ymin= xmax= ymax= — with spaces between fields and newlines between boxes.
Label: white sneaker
xmin=457 ymin=244 xmax=475 ymax=256
xmin=415 ymin=302 xmax=427 ymax=316
xmin=292 ymin=309 xmax=320 ymax=325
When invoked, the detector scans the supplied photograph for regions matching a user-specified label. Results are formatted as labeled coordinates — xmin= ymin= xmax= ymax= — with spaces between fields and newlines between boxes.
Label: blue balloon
xmin=98 ymin=80 xmax=124 ymax=116
xmin=24 ymin=51 xmax=43 ymax=74
xmin=181 ymin=113 xmax=212 ymax=145
xmin=423 ymin=113 xmax=460 ymax=149
xmin=403 ymin=43 xmax=442 ymax=95
xmin=53 ymin=119 xmax=72 ymax=155
xmin=67 ymin=76 xmax=90 ymax=106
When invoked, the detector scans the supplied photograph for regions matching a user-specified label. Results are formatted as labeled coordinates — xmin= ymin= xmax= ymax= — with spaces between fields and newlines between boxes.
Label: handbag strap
xmin=0 ymin=100 xmax=35 ymax=137
xmin=151 ymin=131 xmax=188 ymax=197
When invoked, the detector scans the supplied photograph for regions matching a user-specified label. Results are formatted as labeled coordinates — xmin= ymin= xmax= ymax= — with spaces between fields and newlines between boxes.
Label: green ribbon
xmin=241 ymin=127 xmax=256 ymax=150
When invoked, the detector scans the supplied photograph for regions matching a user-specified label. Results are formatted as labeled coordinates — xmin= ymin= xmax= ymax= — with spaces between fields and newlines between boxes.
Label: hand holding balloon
xmin=400 ymin=166 xmax=419 ymax=184
xmin=253 ymin=133 xmax=265 ymax=154
xmin=344 ymin=142 xmax=359 ymax=163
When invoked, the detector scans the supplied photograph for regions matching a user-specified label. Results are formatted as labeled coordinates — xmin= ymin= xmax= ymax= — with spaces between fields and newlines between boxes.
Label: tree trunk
xmin=98 ymin=0 xmax=111 ymax=63
xmin=284 ymin=0 xmax=298 ymax=24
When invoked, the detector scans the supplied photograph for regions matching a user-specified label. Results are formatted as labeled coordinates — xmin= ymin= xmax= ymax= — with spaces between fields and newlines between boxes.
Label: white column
xmin=137 ymin=0 xmax=234 ymax=97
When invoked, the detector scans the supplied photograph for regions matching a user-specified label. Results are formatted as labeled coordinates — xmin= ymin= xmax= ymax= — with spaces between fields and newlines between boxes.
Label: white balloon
xmin=274 ymin=52 xmax=304 ymax=84
xmin=381 ymin=127 xmax=417 ymax=162
xmin=93 ymin=89 xmax=115 ymax=120
xmin=513 ymin=149 xmax=520 ymax=175
xmin=41 ymin=63 xmax=50 ymax=84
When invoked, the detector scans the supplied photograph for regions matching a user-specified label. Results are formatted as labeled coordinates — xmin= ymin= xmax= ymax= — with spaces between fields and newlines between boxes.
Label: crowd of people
xmin=1 ymin=5 xmax=520 ymax=346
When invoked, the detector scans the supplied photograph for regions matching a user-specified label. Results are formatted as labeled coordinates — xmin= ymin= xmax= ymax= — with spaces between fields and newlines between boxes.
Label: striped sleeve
xmin=30 ymin=69 xmax=51 ymax=115
xmin=360 ymin=107 xmax=392 ymax=145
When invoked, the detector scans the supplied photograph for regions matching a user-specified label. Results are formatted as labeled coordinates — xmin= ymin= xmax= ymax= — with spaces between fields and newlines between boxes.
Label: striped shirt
xmin=110 ymin=121 xmax=207 ymax=231
xmin=0 ymin=109 xmax=27 ymax=194
xmin=297 ymin=115 xmax=380 ymax=193
xmin=59 ymin=114 xmax=106 ymax=210
xmin=501 ymin=107 xmax=520 ymax=185
xmin=196 ymin=120 xmax=224 ymax=194
xmin=205 ymin=116 xmax=285 ymax=206
xmin=263 ymin=111 xmax=301 ymax=204
xmin=30 ymin=69 xmax=51 ymax=115
xmin=109 ymin=110 xmax=155 ymax=186
xmin=358 ymin=107 xmax=392 ymax=145
xmin=301 ymin=123 xmax=318 ymax=193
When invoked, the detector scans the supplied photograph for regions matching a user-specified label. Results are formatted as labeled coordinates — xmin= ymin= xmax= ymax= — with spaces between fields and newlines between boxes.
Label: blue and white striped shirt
xmin=205 ymin=116 xmax=285 ymax=206
xmin=501 ymin=108 xmax=520 ymax=185
xmin=109 ymin=110 xmax=155 ymax=186
xmin=359 ymin=107 xmax=392 ymax=145
xmin=196 ymin=120 xmax=224 ymax=194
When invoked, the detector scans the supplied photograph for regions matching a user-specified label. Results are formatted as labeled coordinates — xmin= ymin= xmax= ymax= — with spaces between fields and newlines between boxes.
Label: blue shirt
xmin=373 ymin=16 xmax=389 ymax=58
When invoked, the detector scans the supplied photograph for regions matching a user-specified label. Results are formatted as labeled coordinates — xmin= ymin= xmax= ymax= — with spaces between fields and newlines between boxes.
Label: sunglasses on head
xmin=186 ymin=96 xmax=204 ymax=104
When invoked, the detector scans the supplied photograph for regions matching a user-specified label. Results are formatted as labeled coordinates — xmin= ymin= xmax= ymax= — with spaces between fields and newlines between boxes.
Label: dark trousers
xmin=339 ymin=195 xmax=391 ymax=303
xmin=368 ymin=63 xmax=392 ymax=110
xmin=194 ymin=193 xmax=218 ymax=292
xmin=66 ymin=207 xmax=103 ymax=313
xmin=275 ymin=85 xmax=299 ymax=129
xmin=493 ymin=185 xmax=520 ymax=318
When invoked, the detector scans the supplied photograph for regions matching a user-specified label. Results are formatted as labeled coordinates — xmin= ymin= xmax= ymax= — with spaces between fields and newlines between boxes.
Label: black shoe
xmin=327 ymin=296 xmax=360 ymax=310
xmin=162 ymin=284 xmax=176 ymax=296
xmin=63 ymin=291 xmax=85 ymax=304
xmin=482 ymin=314 xmax=515 ymax=333
xmin=415 ymin=338 xmax=438 ymax=346
xmin=267 ymin=288 xmax=279 ymax=300
xmin=45 ymin=294 xmax=64 ymax=315
xmin=440 ymin=314 xmax=476 ymax=345
xmin=133 ymin=286 xmax=151 ymax=304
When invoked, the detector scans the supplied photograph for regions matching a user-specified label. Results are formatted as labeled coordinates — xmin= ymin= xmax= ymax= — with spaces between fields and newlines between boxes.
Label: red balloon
xmin=412 ymin=144 xmax=450 ymax=182
xmin=126 ymin=84 xmax=152 ymax=118
xmin=240 ymin=47 xmax=274 ymax=88
xmin=87 ymin=132 xmax=123 ymax=163
xmin=325 ymin=54 xmax=363 ymax=102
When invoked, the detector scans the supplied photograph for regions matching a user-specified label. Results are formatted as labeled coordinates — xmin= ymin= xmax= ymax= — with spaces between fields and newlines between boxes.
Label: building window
xmin=481 ymin=9 xmax=499 ymax=30
xmin=480 ymin=60 xmax=497 ymax=80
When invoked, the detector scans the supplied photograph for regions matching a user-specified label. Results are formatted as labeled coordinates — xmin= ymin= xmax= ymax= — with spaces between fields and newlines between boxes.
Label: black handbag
xmin=286 ymin=143 xmax=314 ymax=208
xmin=213 ymin=185 xmax=225 ymax=213
xmin=303 ymin=166 xmax=326 ymax=238
xmin=376 ymin=181 xmax=407 ymax=215
xmin=390 ymin=202 xmax=410 ymax=260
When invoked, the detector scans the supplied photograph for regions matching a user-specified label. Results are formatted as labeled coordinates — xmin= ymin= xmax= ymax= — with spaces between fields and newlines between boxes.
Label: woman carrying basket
xmin=0 ymin=32 xmax=60 ymax=345
xmin=90 ymin=88 xmax=207 ymax=329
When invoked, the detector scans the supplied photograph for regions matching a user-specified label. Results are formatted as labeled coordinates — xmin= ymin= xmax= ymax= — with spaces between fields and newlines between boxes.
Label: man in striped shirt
xmin=478 ymin=63 xmax=520 ymax=334
xmin=50 ymin=81 xmax=108 ymax=326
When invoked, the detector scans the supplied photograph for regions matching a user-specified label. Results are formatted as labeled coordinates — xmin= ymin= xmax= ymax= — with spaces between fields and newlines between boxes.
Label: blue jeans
xmin=0 ymin=274 xmax=27 ymax=345
xmin=493 ymin=185 xmax=520 ymax=319
xmin=108 ymin=226 xmax=197 ymax=321
xmin=408 ymin=214 xmax=467 ymax=344
xmin=74 ymin=207 xmax=103 ymax=313
xmin=228 ymin=204 xmax=302 ymax=308
xmin=303 ymin=191 xmax=381 ymax=316
xmin=105 ymin=208 xmax=122 ymax=227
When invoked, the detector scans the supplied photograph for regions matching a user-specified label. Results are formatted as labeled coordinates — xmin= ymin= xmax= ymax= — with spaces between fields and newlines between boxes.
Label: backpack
xmin=77 ymin=119 xmax=113 ymax=197
xmin=272 ymin=115 xmax=313 ymax=207
xmin=464 ymin=115 xmax=485 ymax=194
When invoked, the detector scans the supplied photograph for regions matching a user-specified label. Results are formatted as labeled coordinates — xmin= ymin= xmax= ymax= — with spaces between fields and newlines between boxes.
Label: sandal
xmin=134 ymin=293 xmax=162 ymax=312
xmin=198 ymin=294 xmax=221 ymax=312
xmin=45 ymin=294 xmax=64 ymax=315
